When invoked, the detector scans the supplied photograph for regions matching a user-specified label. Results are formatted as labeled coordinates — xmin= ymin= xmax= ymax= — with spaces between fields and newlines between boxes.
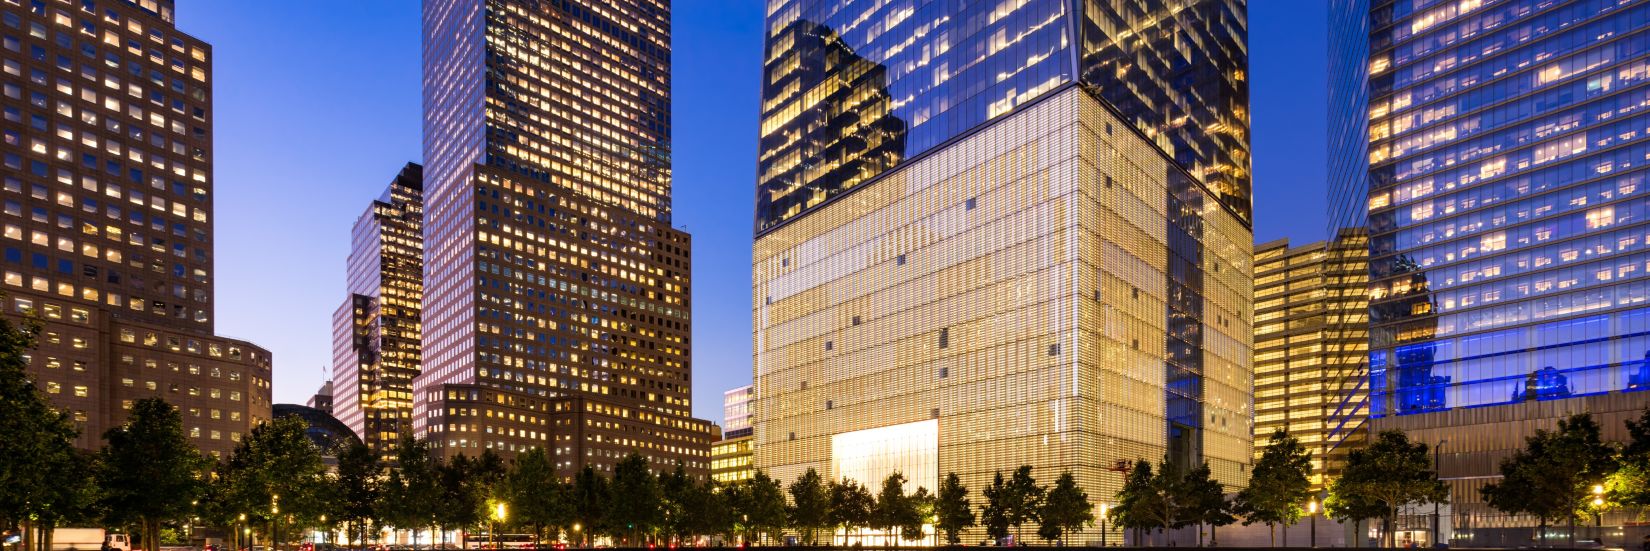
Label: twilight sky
xmin=180 ymin=1 xmax=1329 ymax=422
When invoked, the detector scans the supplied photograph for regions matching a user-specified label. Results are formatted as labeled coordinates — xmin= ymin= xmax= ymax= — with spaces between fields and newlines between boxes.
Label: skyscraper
xmin=333 ymin=163 xmax=423 ymax=459
xmin=0 ymin=0 xmax=272 ymax=457
xmin=414 ymin=0 xmax=712 ymax=475
xmin=1252 ymin=230 xmax=1369 ymax=492
xmin=1331 ymin=0 xmax=1650 ymax=541
xmin=751 ymin=0 xmax=1253 ymax=542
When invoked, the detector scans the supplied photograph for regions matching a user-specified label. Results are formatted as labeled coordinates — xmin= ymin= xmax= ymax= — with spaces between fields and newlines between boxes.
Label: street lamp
xmin=1307 ymin=498 xmax=1319 ymax=549
xmin=272 ymin=495 xmax=281 ymax=551
xmin=1593 ymin=484 xmax=1607 ymax=544
xmin=238 ymin=514 xmax=247 ymax=551
xmin=491 ymin=503 xmax=507 ymax=550
xmin=572 ymin=523 xmax=582 ymax=548
xmin=1098 ymin=503 xmax=1110 ymax=547
xmin=1434 ymin=439 xmax=1448 ymax=549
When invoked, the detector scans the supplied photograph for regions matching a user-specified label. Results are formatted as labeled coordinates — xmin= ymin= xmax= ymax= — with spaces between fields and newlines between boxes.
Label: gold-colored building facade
xmin=752 ymin=86 xmax=1253 ymax=543
xmin=1252 ymin=230 xmax=1369 ymax=491
xmin=711 ymin=434 xmax=753 ymax=484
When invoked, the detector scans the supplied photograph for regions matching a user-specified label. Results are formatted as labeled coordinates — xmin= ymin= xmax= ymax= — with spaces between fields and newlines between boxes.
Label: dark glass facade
xmin=754 ymin=0 xmax=1251 ymax=232
xmin=1333 ymin=0 xmax=1650 ymax=540
xmin=1342 ymin=0 xmax=1650 ymax=417
xmin=416 ymin=0 xmax=712 ymax=473
xmin=332 ymin=163 xmax=424 ymax=461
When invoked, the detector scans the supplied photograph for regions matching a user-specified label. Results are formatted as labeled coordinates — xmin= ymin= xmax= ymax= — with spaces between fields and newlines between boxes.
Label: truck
xmin=49 ymin=529 xmax=129 ymax=551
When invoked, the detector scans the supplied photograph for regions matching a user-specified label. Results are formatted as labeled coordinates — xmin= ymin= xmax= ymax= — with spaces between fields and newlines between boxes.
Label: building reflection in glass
xmin=754 ymin=0 xmax=1251 ymax=232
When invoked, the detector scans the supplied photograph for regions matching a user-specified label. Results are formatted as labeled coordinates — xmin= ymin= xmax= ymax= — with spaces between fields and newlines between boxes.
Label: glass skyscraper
xmin=414 ymin=0 xmax=713 ymax=474
xmin=333 ymin=163 xmax=424 ymax=462
xmin=1331 ymin=0 xmax=1650 ymax=541
xmin=754 ymin=0 xmax=1251 ymax=232
xmin=751 ymin=1 xmax=1253 ymax=543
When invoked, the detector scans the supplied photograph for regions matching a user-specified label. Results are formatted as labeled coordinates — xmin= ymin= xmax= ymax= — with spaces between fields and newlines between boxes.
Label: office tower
xmin=332 ymin=163 xmax=423 ymax=458
xmin=414 ymin=0 xmax=713 ymax=474
xmin=307 ymin=379 xmax=334 ymax=414
xmin=712 ymin=385 xmax=754 ymax=483
xmin=1252 ymin=230 xmax=1369 ymax=492
xmin=0 ymin=0 xmax=271 ymax=457
xmin=1331 ymin=0 xmax=1650 ymax=541
xmin=722 ymin=384 xmax=753 ymax=437
xmin=751 ymin=0 xmax=1253 ymax=542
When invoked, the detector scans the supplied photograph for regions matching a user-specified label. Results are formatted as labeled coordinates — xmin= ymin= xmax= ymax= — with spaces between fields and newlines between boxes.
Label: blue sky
xmin=183 ymin=1 xmax=1328 ymax=422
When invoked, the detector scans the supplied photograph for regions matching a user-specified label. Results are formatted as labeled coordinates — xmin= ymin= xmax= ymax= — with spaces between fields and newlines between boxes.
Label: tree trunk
xmin=1269 ymin=523 xmax=1275 ymax=547
xmin=1569 ymin=515 xmax=1576 ymax=548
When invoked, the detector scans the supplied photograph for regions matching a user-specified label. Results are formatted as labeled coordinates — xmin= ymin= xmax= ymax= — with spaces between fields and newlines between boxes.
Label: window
xmin=939 ymin=367 xmax=949 ymax=378
xmin=896 ymin=254 xmax=906 ymax=266
xmin=965 ymin=197 xmax=976 ymax=210
xmin=73 ymin=385 xmax=88 ymax=397
xmin=1048 ymin=344 xmax=1061 ymax=356
xmin=938 ymin=327 xmax=949 ymax=348
xmin=824 ymin=340 xmax=833 ymax=351
xmin=852 ymin=315 xmax=861 ymax=325
xmin=825 ymin=400 xmax=833 ymax=410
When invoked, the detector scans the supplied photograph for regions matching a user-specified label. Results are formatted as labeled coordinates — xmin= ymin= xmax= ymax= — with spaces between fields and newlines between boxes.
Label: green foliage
xmin=330 ymin=441 xmax=380 ymax=547
xmin=981 ymin=472 xmax=1012 ymax=540
xmin=692 ymin=479 xmax=737 ymax=542
xmin=571 ymin=466 xmax=609 ymax=542
xmin=1005 ymin=466 xmax=1045 ymax=540
xmin=1038 ymin=472 xmax=1093 ymax=546
xmin=826 ymin=478 xmax=874 ymax=544
xmin=0 ymin=315 xmax=86 ymax=536
xmin=1611 ymin=408 xmax=1650 ymax=508
xmin=98 ymin=398 xmax=211 ymax=551
xmin=1481 ymin=414 xmax=1616 ymax=545
xmin=1176 ymin=462 xmax=1234 ymax=547
xmin=1233 ymin=430 xmax=1311 ymax=540
xmin=658 ymin=464 xmax=694 ymax=543
xmin=933 ymin=472 xmax=975 ymax=544
xmin=739 ymin=470 xmax=787 ymax=543
xmin=607 ymin=453 xmax=661 ymax=544
xmin=902 ymin=486 xmax=934 ymax=544
xmin=786 ymin=468 xmax=830 ymax=544
xmin=377 ymin=436 xmax=441 ymax=545
xmin=500 ymin=447 xmax=572 ymax=544
xmin=1327 ymin=430 xmax=1447 ymax=547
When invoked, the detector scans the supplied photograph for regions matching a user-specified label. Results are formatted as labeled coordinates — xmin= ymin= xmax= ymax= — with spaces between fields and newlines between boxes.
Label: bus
xmin=462 ymin=534 xmax=536 ymax=549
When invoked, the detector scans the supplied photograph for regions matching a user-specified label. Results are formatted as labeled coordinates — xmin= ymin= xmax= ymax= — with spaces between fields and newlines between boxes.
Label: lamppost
xmin=491 ymin=503 xmax=506 ymax=550
xmin=271 ymin=495 xmax=281 ymax=551
xmin=1307 ymin=497 xmax=1319 ymax=549
xmin=571 ymin=524 xmax=582 ymax=549
xmin=1098 ymin=503 xmax=1110 ymax=547
xmin=319 ymin=515 xmax=328 ymax=546
xmin=1592 ymin=484 xmax=1606 ymax=544
xmin=1434 ymin=439 xmax=1447 ymax=549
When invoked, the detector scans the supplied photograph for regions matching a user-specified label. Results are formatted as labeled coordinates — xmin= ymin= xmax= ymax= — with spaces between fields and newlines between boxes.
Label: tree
xmin=1327 ymin=430 xmax=1446 ymax=548
xmin=870 ymin=472 xmax=919 ymax=547
xmin=827 ymin=478 xmax=874 ymax=545
xmin=378 ymin=436 xmax=442 ymax=548
xmin=98 ymin=398 xmax=211 ymax=551
xmin=571 ymin=467 xmax=609 ymax=546
xmin=1004 ymin=466 xmax=1045 ymax=543
xmin=1038 ymin=472 xmax=1093 ymax=547
xmin=981 ymin=472 xmax=1011 ymax=542
xmin=902 ymin=487 xmax=934 ymax=545
xmin=332 ymin=442 xmax=381 ymax=549
xmin=787 ymin=468 xmax=830 ymax=544
xmin=690 ymin=479 xmax=736 ymax=543
xmin=0 ymin=314 xmax=88 ymax=551
xmin=742 ymin=470 xmax=788 ymax=544
xmin=608 ymin=453 xmax=662 ymax=545
xmin=1233 ymin=430 xmax=1311 ymax=546
xmin=933 ymin=473 xmax=975 ymax=544
xmin=218 ymin=416 xmax=332 ymax=551
xmin=500 ymin=447 xmax=572 ymax=547
xmin=1176 ymin=463 xmax=1234 ymax=547
xmin=659 ymin=464 xmax=694 ymax=544
xmin=1109 ymin=460 xmax=1158 ymax=546
xmin=1610 ymin=408 xmax=1650 ymax=509
xmin=1481 ymin=414 xmax=1616 ymax=548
